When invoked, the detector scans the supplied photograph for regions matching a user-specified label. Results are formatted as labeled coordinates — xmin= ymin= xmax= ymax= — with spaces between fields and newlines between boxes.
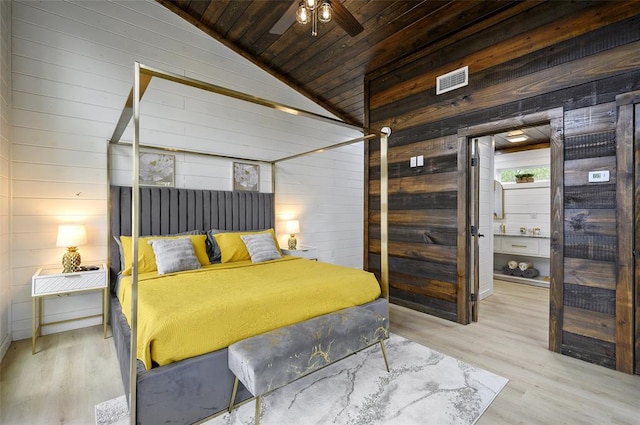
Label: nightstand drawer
xmin=281 ymin=246 xmax=318 ymax=260
xmin=32 ymin=268 xmax=107 ymax=296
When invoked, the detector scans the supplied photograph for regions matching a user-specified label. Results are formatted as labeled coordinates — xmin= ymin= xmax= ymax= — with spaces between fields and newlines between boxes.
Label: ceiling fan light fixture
xmin=296 ymin=0 xmax=334 ymax=36
xmin=296 ymin=2 xmax=309 ymax=24
xmin=319 ymin=1 xmax=332 ymax=23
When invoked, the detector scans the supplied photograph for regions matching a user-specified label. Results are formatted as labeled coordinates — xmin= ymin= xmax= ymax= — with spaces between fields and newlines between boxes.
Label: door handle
xmin=478 ymin=234 xmax=485 ymax=238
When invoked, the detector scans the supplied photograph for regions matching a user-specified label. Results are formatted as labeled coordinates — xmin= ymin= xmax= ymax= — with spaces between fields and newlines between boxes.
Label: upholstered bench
xmin=227 ymin=306 xmax=389 ymax=425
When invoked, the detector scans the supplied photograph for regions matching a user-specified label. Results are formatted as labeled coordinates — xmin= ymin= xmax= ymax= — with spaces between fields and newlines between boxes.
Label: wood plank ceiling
xmin=157 ymin=0 xmax=532 ymax=127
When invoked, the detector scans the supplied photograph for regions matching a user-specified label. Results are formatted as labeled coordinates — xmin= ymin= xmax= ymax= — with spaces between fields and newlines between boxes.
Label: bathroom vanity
xmin=493 ymin=233 xmax=550 ymax=287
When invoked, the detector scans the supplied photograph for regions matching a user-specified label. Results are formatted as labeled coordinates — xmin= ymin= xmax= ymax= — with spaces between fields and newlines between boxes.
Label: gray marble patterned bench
xmin=227 ymin=306 xmax=390 ymax=425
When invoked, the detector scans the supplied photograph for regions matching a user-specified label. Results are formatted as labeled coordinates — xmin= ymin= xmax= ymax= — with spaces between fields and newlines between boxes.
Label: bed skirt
xmin=110 ymin=295 xmax=389 ymax=424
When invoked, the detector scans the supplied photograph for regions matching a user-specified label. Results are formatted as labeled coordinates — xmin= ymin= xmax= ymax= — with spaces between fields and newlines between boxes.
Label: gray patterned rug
xmin=96 ymin=334 xmax=507 ymax=425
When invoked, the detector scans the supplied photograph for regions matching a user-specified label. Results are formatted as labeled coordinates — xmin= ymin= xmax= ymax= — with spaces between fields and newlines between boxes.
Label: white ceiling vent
xmin=436 ymin=66 xmax=469 ymax=95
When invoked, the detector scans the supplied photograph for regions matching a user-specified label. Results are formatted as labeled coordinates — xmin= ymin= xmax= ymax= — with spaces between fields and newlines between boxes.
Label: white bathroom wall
xmin=0 ymin=0 xmax=11 ymax=358
xmin=476 ymin=136 xmax=494 ymax=299
xmin=494 ymin=149 xmax=551 ymax=236
xmin=9 ymin=0 xmax=364 ymax=341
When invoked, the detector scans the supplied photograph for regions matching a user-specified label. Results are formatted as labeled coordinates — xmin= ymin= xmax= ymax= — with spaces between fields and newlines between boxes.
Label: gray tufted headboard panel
xmin=109 ymin=186 xmax=275 ymax=281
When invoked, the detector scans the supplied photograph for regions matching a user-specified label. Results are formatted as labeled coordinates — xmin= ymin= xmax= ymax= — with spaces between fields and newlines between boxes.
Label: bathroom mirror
xmin=494 ymin=180 xmax=504 ymax=219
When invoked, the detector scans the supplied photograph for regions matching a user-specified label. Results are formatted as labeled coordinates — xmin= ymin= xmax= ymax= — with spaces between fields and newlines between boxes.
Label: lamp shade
xmin=285 ymin=220 xmax=300 ymax=235
xmin=56 ymin=224 xmax=87 ymax=248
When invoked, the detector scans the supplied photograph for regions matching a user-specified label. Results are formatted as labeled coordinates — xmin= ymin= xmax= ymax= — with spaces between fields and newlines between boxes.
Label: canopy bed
xmin=108 ymin=63 xmax=389 ymax=424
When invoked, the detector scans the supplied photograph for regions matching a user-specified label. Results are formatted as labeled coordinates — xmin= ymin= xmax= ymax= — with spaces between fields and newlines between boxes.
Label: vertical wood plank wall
xmin=365 ymin=1 xmax=640 ymax=372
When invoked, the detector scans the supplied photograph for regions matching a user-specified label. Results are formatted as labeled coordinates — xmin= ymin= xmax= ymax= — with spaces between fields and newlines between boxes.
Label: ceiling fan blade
xmin=269 ymin=1 xmax=298 ymax=35
xmin=331 ymin=0 xmax=363 ymax=37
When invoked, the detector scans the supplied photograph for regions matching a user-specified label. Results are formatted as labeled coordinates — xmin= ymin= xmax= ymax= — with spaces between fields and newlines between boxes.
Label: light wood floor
xmin=392 ymin=280 xmax=640 ymax=425
xmin=1 ymin=280 xmax=639 ymax=424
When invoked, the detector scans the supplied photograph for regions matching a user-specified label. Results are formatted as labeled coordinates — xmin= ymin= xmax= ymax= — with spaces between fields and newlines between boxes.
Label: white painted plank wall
xmin=494 ymin=149 xmax=551 ymax=236
xmin=10 ymin=0 xmax=364 ymax=341
xmin=477 ymin=137 xmax=494 ymax=299
xmin=275 ymin=144 xmax=365 ymax=266
xmin=0 ymin=0 xmax=11 ymax=359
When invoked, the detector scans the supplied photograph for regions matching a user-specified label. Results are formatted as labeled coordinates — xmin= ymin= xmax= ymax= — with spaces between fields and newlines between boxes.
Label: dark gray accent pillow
xmin=205 ymin=229 xmax=223 ymax=263
xmin=241 ymin=233 xmax=282 ymax=263
xmin=148 ymin=238 xmax=201 ymax=275
xmin=113 ymin=235 xmax=125 ymax=271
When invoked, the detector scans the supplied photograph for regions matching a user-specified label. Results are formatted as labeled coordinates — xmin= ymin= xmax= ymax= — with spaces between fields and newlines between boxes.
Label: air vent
xmin=436 ymin=66 xmax=469 ymax=95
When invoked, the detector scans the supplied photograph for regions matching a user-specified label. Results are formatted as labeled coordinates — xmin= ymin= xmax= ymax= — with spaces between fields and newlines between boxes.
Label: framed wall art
xmin=233 ymin=162 xmax=259 ymax=192
xmin=139 ymin=152 xmax=175 ymax=187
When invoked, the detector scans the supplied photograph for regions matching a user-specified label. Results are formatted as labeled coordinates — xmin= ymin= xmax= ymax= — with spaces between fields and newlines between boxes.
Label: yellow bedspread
xmin=117 ymin=257 xmax=381 ymax=369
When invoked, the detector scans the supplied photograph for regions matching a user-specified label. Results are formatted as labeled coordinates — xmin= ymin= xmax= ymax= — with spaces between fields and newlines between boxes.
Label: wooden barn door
xmin=553 ymin=97 xmax=634 ymax=373
xmin=624 ymin=92 xmax=640 ymax=375
xmin=614 ymin=92 xmax=635 ymax=374
xmin=366 ymin=135 xmax=470 ymax=324
xmin=636 ymin=99 xmax=640 ymax=375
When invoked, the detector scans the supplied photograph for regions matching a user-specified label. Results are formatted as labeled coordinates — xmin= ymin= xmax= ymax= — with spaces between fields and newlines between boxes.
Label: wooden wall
xmin=365 ymin=1 xmax=640 ymax=372
xmin=561 ymin=103 xmax=618 ymax=369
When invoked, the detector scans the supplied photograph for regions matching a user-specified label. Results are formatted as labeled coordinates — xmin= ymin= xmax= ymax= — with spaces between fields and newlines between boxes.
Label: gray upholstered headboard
xmin=109 ymin=186 xmax=275 ymax=281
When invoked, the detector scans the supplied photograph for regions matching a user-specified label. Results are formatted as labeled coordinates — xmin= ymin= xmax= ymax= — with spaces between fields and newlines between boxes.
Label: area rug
xmin=96 ymin=333 xmax=508 ymax=425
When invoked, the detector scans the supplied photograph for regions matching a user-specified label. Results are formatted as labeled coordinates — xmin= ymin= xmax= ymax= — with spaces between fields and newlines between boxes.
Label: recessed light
xmin=507 ymin=129 xmax=525 ymax=137
xmin=506 ymin=135 xmax=528 ymax=143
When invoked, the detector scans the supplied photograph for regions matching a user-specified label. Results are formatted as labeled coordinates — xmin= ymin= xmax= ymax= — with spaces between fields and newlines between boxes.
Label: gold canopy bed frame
xmin=108 ymin=62 xmax=389 ymax=424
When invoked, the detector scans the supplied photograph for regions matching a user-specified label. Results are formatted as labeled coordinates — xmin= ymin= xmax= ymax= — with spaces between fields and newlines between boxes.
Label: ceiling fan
xmin=270 ymin=0 xmax=364 ymax=37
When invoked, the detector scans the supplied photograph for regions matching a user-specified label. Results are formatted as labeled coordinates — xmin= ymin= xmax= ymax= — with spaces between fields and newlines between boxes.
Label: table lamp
xmin=56 ymin=224 xmax=87 ymax=273
xmin=286 ymin=220 xmax=300 ymax=250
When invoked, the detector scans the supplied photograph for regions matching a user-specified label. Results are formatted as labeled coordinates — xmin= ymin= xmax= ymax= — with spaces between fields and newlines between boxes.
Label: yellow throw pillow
xmin=213 ymin=229 xmax=280 ymax=263
xmin=119 ymin=234 xmax=209 ymax=275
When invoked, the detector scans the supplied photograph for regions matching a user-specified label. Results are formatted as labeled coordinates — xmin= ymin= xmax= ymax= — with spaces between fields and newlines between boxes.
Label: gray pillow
xmin=148 ymin=238 xmax=201 ymax=275
xmin=206 ymin=229 xmax=224 ymax=263
xmin=113 ymin=235 xmax=125 ymax=271
xmin=206 ymin=228 xmax=270 ymax=263
xmin=241 ymin=233 xmax=282 ymax=263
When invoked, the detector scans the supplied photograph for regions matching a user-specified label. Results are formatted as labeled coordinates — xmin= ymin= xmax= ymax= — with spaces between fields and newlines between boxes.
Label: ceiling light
xmin=506 ymin=135 xmax=528 ymax=143
xmin=319 ymin=1 xmax=332 ymax=23
xmin=507 ymin=129 xmax=525 ymax=137
xmin=296 ymin=2 xmax=309 ymax=24
xmin=297 ymin=0 xmax=332 ymax=36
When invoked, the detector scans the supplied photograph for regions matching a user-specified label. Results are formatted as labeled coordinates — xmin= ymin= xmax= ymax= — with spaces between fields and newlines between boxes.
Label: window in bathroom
xmin=498 ymin=166 xmax=550 ymax=184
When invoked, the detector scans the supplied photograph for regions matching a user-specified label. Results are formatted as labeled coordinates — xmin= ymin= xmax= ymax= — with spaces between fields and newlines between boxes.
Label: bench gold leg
xmin=229 ymin=377 xmax=239 ymax=413
xmin=255 ymin=395 xmax=261 ymax=425
xmin=380 ymin=340 xmax=390 ymax=372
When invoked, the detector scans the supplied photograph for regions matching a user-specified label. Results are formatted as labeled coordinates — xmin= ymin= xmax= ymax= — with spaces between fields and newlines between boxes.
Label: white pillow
xmin=241 ymin=233 xmax=282 ymax=263
xmin=148 ymin=238 xmax=201 ymax=275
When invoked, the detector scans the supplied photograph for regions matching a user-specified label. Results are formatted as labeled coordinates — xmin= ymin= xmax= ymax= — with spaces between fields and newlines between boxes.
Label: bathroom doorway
xmin=461 ymin=108 xmax=563 ymax=325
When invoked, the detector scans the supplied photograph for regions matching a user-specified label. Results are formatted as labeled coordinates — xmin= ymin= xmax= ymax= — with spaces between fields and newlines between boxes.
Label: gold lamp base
xmin=288 ymin=234 xmax=297 ymax=250
xmin=62 ymin=247 xmax=81 ymax=273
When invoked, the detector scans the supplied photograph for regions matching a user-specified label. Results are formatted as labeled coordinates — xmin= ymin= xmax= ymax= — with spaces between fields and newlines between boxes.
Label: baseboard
xmin=479 ymin=288 xmax=494 ymax=300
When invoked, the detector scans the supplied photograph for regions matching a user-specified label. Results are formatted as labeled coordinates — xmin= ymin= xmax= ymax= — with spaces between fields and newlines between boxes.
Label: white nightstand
xmin=281 ymin=245 xmax=318 ymax=261
xmin=31 ymin=264 xmax=108 ymax=354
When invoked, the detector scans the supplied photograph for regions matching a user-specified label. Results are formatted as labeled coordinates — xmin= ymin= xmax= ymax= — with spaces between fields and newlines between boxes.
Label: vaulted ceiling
xmin=156 ymin=0 xmax=533 ymax=127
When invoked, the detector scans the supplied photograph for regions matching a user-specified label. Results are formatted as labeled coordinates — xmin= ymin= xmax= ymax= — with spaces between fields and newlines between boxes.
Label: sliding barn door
xmin=627 ymin=93 xmax=640 ymax=375
xmin=636 ymin=101 xmax=640 ymax=375
xmin=615 ymin=92 xmax=635 ymax=374
xmin=366 ymin=135 xmax=471 ymax=324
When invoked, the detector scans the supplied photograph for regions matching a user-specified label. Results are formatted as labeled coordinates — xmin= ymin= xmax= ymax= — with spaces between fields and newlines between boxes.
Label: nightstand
xmin=31 ymin=264 xmax=108 ymax=354
xmin=281 ymin=245 xmax=318 ymax=261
